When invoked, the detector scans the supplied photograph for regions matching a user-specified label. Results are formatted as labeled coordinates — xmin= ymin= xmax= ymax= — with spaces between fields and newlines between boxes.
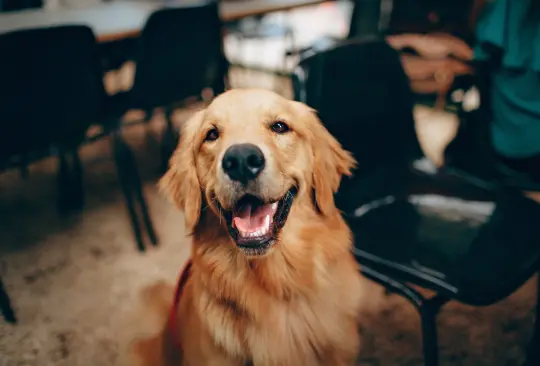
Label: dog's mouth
xmin=220 ymin=188 xmax=297 ymax=256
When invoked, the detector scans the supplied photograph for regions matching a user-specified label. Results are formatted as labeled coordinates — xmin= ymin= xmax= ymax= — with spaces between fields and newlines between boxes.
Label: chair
xmin=0 ymin=26 xmax=157 ymax=253
xmin=293 ymin=39 xmax=540 ymax=366
xmin=0 ymin=25 xmax=159 ymax=322
xmin=111 ymin=1 xmax=229 ymax=170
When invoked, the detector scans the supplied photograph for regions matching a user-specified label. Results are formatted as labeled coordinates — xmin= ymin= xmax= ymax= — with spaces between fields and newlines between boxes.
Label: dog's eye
xmin=270 ymin=121 xmax=290 ymax=134
xmin=204 ymin=128 xmax=219 ymax=142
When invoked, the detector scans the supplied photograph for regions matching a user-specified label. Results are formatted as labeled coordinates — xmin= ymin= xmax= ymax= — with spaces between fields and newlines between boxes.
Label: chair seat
xmin=347 ymin=160 xmax=540 ymax=306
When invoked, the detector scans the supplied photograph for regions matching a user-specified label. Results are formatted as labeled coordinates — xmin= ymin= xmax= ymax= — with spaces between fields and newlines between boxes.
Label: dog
xmin=132 ymin=89 xmax=365 ymax=366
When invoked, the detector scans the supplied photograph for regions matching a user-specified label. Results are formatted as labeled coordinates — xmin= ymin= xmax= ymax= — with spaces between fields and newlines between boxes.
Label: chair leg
xmin=129 ymin=149 xmax=159 ymax=247
xmin=359 ymin=266 xmax=448 ymax=366
xmin=525 ymin=275 xmax=540 ymax=365
xmin=70 ymin=149 xmax=84 ymax=211
xmin=57 ymin=152 xmax=70 ymax=213
xmin=111 ymin=132 xmax=146 ymax=252
xmin=134 ymin=183 xmax=158 ymax=246
xmin=419 ymin=296 xmax=447 ymax=366
xmin=56 ymin=149 xmax=84 ymax=214
xmin=0 ymin=277 xmax=16 ymax=324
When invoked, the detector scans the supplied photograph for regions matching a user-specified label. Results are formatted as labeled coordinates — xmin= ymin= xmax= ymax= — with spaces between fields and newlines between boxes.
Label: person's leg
xmin=496 ymin=154 xmax=540 ymax=182
xmin=496 ymin=153 xmax=540 ymax=203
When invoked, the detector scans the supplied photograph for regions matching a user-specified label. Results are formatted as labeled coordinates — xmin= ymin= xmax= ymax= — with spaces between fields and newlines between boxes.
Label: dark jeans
xmin=496 ymin=153 xmax=540 ymax=184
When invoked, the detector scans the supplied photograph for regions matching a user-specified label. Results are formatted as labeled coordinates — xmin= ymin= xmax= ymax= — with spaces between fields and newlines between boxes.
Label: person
xmin=474 ymin=0 xmax=540 ymax=185
xmin=386 ymin=0 xmax=540 ymax=195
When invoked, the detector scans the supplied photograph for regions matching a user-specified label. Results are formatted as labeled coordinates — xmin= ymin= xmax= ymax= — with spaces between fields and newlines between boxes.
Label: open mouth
xmin=221 ymin=188 xmax=297 ymax=256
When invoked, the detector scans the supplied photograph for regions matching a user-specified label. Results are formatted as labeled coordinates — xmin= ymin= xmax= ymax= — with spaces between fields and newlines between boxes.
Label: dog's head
xmin=161 ymin=89 xmax=356 ymax=257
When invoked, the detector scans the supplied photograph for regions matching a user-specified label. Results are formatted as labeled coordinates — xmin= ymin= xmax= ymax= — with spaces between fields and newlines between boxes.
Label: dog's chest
xmin=205 ymin=294 xmax=346 ymax=365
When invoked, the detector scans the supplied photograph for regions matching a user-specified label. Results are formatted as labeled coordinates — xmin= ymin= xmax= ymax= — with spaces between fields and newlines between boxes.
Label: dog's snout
xmin=222 ymin=143 xmax=265 ymax=184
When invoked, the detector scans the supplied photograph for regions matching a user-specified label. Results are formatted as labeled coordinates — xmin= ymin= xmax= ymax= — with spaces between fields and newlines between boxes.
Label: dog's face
xmin=161 ymin=89 xmax=355 ymax=257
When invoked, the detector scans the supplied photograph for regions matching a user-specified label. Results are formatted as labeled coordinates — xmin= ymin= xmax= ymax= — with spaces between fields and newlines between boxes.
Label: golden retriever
xmin=132 ymin=89 xmax=365 ymax=366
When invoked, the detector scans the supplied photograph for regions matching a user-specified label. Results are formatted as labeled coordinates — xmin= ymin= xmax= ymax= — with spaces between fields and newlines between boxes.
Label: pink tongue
xmin=232 ymin=203 xmax=274 ymax=233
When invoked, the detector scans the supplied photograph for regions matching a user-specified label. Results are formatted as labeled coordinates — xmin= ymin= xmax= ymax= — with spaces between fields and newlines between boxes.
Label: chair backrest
xmin=0 ymin=25 xmax=107 ymax=161
xmin=293 ymin=38 xmax=423 ymax=176
xmin=347 ymin=0 xmax=383 ymax=39
xmin=1 ymin=0 xmax=42 ymax=12
xmin=130 ymin=1 xmax=227 ymax=109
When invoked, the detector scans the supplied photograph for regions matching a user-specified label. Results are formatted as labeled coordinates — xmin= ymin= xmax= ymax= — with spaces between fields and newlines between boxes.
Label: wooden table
xmin=0 ymin=0 xmax=329 ymax=42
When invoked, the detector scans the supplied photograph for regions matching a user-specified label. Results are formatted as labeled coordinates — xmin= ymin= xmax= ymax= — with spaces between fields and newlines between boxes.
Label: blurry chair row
xmin=0 ymin=1 xmax=228 ymax=323
xmin=293 ymin=39 xmax=540 ymax=365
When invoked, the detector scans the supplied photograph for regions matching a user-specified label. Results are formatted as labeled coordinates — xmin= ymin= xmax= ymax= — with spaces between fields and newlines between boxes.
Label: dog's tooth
xmin=263 ymin=214 xmax=271 ymax=230
xmin=271 ymin=202 xmax=278 ymax=211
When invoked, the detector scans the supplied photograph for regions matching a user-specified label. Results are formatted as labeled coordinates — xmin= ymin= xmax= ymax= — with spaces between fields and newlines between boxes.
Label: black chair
xmin=1 ymin=26 xmax=105 ymax=212
xmin=293 ymin=39 xmax=540 ymax=366
xmin=111 ymin=1 xmax=229 ymax=170
xmin=0 ymin=25 xmax=157 ymax=256
xmin=0 ymin=25 xmax=159 ymax=322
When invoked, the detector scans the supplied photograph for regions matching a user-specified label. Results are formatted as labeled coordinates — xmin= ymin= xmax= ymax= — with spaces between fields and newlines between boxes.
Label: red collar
xmin=169 ymin=259 xmax=193 ymax=349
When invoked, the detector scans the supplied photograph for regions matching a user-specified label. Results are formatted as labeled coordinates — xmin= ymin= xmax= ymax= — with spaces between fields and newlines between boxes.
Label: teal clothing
xmin=474 ymin=0 xmax=540 ymax=158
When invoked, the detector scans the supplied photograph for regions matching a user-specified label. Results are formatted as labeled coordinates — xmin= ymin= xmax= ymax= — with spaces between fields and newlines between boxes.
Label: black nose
xmin=222 ymin=143 xmax=265 ymax=184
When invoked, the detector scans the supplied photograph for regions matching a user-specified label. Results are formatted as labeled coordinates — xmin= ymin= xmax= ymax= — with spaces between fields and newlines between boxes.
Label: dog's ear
xmin=300 ymin=104 xmax=356 ymax=216
xmin=159 ymin=110 xmax=205 ymax=234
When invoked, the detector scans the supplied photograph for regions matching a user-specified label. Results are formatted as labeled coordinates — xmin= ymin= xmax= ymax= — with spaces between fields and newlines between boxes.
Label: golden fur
xmin=131 ymin=89 xmax=365 ymax=366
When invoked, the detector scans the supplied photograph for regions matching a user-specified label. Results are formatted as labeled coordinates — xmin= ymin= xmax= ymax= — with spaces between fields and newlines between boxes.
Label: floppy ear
xmin=159 ymin=110 xmax=205 ymax=234
xmin=306 ymin=107 xmax=357 ymax=216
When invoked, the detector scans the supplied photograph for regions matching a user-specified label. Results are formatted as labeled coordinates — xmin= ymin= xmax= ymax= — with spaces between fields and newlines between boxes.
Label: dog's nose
xmin=222 ymin=143 xmax=265 ymax=184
